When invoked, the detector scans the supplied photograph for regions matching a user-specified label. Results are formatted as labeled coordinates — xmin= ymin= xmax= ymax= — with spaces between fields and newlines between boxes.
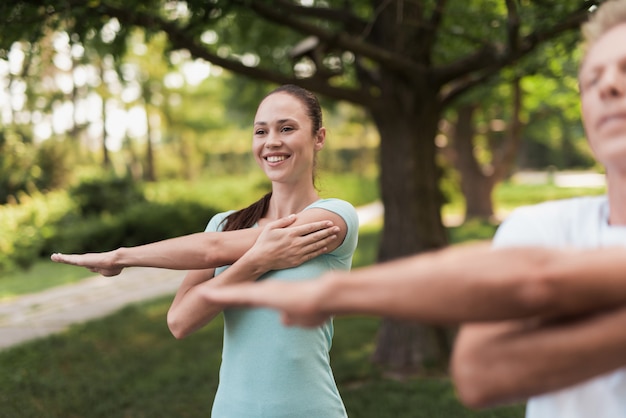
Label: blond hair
xmin=582 ymin=0 xmax=626 ymax=51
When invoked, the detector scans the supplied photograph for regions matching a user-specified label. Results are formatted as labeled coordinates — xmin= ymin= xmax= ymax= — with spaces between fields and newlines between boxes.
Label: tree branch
xmin=269 ymin=0 xmax=367 ymax=31
xmin=505 ymin=0 xmax=520 ymax=54
xmin=94 ymin=3 xmax=378 ymax=107
xmin=246 ymin=0 xmax=427 ymax=78
xmin=435 ymin=2 xmax=594 ymax=86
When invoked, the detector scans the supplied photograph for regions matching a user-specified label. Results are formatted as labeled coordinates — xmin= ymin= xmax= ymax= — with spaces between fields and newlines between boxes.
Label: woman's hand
xmin=249 ymin=214 xmax=340 ymax=271
xmin=50 ymin=251 xmax=123 ymax=277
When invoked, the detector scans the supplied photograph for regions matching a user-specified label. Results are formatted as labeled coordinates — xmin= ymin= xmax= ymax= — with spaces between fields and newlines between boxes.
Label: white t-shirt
xmin=493 ymin=195 xmax=626 ymax=418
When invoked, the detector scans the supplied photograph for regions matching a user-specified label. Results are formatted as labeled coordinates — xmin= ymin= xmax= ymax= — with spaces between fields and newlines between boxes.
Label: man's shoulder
xmin=509 ymin=195 xmax=606 ymax=220
xmin=494 ymin=195 xmax=607 ymax=247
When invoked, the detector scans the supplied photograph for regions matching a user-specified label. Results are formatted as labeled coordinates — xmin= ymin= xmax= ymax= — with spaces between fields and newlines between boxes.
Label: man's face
xmin=580 ymin=22 xmax=626 ymax=170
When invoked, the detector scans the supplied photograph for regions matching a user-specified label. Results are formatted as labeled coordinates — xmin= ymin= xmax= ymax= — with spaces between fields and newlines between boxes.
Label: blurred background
xmin=0 ymin=1 xmax=608 ymax=417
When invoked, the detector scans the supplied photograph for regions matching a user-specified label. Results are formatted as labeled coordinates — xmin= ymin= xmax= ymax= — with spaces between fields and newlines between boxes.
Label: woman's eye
xmin=255 ymin=129 xmax=265 ymax=135
xmin=281 ymin=126 xmax=294 ymax=132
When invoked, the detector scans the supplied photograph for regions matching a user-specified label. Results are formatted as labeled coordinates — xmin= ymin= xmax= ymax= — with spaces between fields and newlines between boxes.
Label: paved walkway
xmin=0 ymin=267 xmax=185 ymax=350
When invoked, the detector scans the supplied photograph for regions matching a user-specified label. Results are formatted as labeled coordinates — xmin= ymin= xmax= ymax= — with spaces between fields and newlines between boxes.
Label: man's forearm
xmin=320 ymin=244 xmax=626 ymax=323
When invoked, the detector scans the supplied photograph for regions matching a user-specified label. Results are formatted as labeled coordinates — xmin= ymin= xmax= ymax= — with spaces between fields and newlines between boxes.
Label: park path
xmin=0 ymin=170 xmax=605 ymax=351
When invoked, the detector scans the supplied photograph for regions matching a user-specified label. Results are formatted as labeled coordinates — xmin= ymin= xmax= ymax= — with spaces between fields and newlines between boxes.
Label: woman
xmin=53 ymin=84 xmax=359 ymax=417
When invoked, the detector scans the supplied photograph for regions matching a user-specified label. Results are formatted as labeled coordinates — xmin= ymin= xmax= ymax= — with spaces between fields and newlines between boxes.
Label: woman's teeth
xmin=267 ymin=156 xmax=287 ymax=162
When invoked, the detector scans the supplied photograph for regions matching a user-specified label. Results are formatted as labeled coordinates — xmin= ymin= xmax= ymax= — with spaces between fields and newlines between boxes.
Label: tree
xmin=0 ymin=0 xmax=600 ymax=375
xmin=441 ymin=73 xmax=524 ymax=221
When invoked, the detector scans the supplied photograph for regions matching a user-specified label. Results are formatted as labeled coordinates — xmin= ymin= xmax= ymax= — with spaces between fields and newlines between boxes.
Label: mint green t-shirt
xmin=207 ymin=198 xmax=359 ymax=418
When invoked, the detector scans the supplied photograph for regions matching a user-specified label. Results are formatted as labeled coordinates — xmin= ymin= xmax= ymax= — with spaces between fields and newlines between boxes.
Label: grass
xmin=0 ymin=298 xmax=524 ymax=417
xmin=494 ymin=181 xmax=605 ymax=213
xmin=0 ymin=261 xmax=92 ymax=301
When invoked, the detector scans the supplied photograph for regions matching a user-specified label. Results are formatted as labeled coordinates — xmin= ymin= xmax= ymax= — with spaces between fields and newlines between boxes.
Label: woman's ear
xmin=314 ymin=127 xmax=326 ymax=151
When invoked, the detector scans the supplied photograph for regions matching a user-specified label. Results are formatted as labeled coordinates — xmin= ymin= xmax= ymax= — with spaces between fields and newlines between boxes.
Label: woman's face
xmin=252 ymin=92 xmax=325 ymax=185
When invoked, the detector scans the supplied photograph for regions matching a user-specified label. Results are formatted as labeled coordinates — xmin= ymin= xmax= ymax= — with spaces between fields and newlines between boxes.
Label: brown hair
xmin=221 ymin=84 xmax=323 ymax=231
xmin=581 ymin=0 xmax=626 ymax=53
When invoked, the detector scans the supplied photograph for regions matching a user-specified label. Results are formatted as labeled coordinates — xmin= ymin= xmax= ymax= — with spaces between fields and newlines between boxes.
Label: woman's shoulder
xmin=307 ymin=198 xmax=356 ymax=213
xmin=205 ymin=210 xmax=237 ymax=232
xmin=307 ymin=198 xmax=357 ymax=223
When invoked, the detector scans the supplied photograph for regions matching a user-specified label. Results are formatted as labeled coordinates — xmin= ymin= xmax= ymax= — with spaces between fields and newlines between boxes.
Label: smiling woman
xmin=51 ymin=84 xmax=359 ymax=418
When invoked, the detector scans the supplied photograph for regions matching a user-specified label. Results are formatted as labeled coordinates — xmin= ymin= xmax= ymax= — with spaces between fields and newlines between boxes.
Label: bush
xmin=120 ymin=201 xmax=217 ymax=247
xmin=50 ymin=201 xmax=219 ymax=254
xmin=0 ymin=191 xmax=74 ymax=273
xmin=0 ymin=184 xmax=220 ymax=274
xmin=69 ymin=175 xmax=146 ymax=216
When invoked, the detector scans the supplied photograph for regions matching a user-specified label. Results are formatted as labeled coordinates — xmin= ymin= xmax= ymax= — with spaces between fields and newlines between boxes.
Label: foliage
xmin=0 ymin=129 xmax=37 ymax=204
xmin=69 ymin=174 xmax=147 ymax=216
xmin=51 ymin=199 xmax=219 ymax=254
xmin=0 ymin=191 xmax=74 ymax=273
xmin=0 ymin=176 xmax=219 ymax=273
xmin=0 ymin=297 xmax=525 ymax=417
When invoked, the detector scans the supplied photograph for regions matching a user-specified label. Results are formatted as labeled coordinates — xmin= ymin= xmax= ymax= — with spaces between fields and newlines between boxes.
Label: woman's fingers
xmin=267 ymin=214 xmax=298 ymax=230
xmin=50 ymin=253 xmax=84 ymax=266
xmin=290 ymin=220 xmax=335 ymax=236
xmin=51 ymin=253 xmax=123 ymax=276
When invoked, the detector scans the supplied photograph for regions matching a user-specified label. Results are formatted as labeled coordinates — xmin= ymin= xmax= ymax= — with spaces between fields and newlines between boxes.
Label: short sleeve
xmin=305 ymin=198 xmax=359 ymax=259
xmin=205 ymin=210 xmax=236 ymax=233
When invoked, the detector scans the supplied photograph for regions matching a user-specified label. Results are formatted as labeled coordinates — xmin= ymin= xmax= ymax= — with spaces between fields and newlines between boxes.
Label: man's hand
xmin=202 ymin=279 xmax=332 ymax=327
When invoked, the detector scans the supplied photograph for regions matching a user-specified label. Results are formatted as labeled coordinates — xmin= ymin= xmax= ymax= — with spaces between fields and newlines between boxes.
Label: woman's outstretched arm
xmin=50 ymin=215 xmax=339 ymax=276
xmin=167 ymin=207 xmax=349 ymax=338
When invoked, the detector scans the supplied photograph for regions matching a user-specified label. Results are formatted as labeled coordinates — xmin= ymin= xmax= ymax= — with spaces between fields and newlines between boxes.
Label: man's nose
xmin=599 ymin=66 xmax=626 ymax=99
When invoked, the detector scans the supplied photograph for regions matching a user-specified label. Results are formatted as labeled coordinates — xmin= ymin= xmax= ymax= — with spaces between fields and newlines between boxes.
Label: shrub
xmin=50 ymin=201 xmax=219 ymax=254
xmin=0 ymin=191 xmax=75 ymax=273
xmin=119 ymin=201 xmax=218 ymax=247
xmin=69 ymin=175 xmax=146 ymax=216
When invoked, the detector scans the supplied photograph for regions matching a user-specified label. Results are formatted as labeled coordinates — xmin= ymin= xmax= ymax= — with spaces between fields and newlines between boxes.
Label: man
xmin=452 ymin=1 xmax=626 ymax=415
xmin=203 ymin=2 xmax=626 ymax=416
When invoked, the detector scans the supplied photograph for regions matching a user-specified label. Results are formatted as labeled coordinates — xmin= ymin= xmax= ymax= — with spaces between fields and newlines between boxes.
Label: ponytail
xmin=221 ymin=192 xmax=272 ymax=231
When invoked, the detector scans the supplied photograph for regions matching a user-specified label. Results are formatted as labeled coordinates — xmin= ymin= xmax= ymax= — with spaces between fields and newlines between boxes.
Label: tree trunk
xmin=453 ymin=104 xmax=496 ymax=220
xmin=99 ymin=65 xmax=111 ymax=169
xmin=368 ymin=83 xmax=451 ymax=376
xmin=451 ymin=77 xmax=524 ymax=221
xmin=144 ymin=109 xmax=156 ymax=182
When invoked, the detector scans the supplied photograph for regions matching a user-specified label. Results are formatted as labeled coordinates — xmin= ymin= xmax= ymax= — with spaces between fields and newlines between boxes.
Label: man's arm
xmin=451 ymin=306 xmax=626 ymax=408
xmin=203 ymin=243 xmax=626 ymax=326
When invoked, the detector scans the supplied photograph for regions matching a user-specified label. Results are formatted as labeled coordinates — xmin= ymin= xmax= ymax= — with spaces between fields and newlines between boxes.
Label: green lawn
xmin=0 ymin=297 xmax=524 ymax=417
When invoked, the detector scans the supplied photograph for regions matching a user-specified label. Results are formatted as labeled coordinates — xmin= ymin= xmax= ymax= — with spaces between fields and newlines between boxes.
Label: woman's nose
xmin=265 ymin=132 xmax=282 ymax=147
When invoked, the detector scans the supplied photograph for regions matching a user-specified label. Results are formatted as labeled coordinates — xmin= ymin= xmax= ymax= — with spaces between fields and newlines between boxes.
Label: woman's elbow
xmin=167 ymin=308 xmax=190 ymax=340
